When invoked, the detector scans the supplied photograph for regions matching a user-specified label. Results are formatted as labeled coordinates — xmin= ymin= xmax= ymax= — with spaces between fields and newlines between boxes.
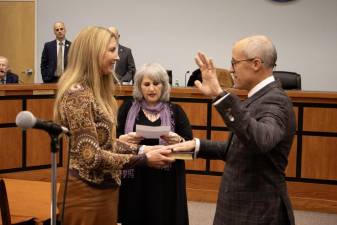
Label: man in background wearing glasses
xmin=169 ymin=35 xmax=296 ymax=225
xmin=41 ymin=21 xmax=71 ymax=83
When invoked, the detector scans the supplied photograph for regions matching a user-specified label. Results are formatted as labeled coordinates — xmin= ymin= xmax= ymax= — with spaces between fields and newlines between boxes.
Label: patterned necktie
xmin=56 ymin=42 xmax=64 ymax=77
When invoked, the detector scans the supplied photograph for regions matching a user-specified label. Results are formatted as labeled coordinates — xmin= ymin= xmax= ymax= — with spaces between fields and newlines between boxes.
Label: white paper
xmin=136 ymin=125 xmax=170 ymax=139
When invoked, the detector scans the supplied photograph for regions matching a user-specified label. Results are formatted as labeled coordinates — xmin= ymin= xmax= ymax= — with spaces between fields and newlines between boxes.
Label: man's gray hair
xmin=242 ymin=35 xmax=277 ymax=68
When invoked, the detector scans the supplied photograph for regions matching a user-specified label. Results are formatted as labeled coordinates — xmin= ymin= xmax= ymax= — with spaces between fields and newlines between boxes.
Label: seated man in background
xmin=41 ymin=21 xmax=71 ymax=83
xmin=108 ymin=26 xmax=136 ymax=84
xmin=187 ymin=68 xmax=201 ymax=86
xmin=0 ymin=56 xmax=19 ymax=84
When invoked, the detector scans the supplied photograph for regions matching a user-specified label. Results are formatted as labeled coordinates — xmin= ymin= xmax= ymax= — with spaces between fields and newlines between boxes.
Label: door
xmin=0 ymin=1 xmax=35 ymax=83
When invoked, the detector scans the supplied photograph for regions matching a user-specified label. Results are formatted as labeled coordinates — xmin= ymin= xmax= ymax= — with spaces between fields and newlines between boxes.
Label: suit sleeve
xmin=40 ymin=43 xmax=52 ymax=83
xmin=120 ymin=49 xmax=136 ymax=82
xmin=215 ymin=91 xmax=291 ymax=154
xmin=198 ymin=139 xmax=229 ymax=160
xmin=7 ymin=72 xmax=19 ymax=83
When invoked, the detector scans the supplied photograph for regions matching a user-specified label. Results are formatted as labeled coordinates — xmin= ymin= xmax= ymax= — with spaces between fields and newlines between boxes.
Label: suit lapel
xmin=52 ymin=40 xmax=57 ymax=59
xmin=64 ymin=40 xmax=70 ymax=53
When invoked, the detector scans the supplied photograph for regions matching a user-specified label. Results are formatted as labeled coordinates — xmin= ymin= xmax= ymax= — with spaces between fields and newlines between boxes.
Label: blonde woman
xmin=54 ymin=26 xmax=173 ymax=225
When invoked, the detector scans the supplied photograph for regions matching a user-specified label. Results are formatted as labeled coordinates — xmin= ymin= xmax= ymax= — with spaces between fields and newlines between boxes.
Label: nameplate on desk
xmin=33 ymin=90 xmax=55 ymax=95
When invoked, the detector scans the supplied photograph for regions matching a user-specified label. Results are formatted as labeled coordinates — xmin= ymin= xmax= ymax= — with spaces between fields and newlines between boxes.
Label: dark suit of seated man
xmin=0 ymin=56 xmax=19 ymax=84
xmin=41 ymin=21 xmax=71 ymax=83
xmin=108 ymin=26 xmax=136 ymax=83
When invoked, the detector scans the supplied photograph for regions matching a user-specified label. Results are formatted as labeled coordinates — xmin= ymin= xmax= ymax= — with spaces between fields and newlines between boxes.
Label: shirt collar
xmin=248 ymin=75 xmax=275 ymax=98
xmin=57 ymin=39 xmax=65 ymax=45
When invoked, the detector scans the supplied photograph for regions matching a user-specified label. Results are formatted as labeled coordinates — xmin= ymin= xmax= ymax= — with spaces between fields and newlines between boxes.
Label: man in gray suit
xmin=108 ymin=26 xmax=136 ymax=84
xmin=169 ymin=35 xmax=296 ymax=225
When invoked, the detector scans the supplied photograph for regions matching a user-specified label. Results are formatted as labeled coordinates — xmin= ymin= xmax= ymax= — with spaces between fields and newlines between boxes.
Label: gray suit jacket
xmin=198 ymin=81 xmax=296 ymax=225
xmin=115 ymin=44 xmax=136 ymax=82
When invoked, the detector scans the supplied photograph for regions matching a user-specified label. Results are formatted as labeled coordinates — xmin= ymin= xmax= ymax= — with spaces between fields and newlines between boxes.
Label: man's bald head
xmin=108 ymin=26 xmax=120 ymax=40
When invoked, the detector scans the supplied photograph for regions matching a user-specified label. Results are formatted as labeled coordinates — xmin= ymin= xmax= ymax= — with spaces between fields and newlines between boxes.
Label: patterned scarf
xmin=124 ymin=100 xmax=173 ymax=135
xmin=122 ymin=100 xmax=173 ymax=179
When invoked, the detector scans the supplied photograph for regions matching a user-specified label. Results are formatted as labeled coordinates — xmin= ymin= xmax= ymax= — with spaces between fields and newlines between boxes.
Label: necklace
xmin=142 ymin=109 xmax=160 ymax=122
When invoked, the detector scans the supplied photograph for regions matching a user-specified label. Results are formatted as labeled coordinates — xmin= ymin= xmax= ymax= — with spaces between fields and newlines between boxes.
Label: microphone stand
xmin=184 ymin=70 xmax=190 ymax=87
xmin=50 ymin=134 xmax=60 ymax=225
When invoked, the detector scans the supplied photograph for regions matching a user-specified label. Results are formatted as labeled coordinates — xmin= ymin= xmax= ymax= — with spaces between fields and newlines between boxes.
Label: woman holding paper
xmin=117 ymin=63 xmax=193 ymax=225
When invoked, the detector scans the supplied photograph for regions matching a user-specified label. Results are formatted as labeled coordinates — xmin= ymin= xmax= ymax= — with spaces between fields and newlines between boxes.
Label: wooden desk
xmin=0 ymin=84 xmax=337 ymax=213
xmin=1 ymin=178 xmax=59 ymax=225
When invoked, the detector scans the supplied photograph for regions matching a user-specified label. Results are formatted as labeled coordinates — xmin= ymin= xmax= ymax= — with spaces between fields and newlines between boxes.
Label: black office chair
xmin=273 ymin=71 xmax=301 ymax=90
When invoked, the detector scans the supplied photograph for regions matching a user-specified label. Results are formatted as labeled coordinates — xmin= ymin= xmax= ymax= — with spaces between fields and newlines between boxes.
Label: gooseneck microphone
xmin=16 ymin=111 xmax=70 ymax=136
xmin=184 ymin=70 xmax=190 ymax=87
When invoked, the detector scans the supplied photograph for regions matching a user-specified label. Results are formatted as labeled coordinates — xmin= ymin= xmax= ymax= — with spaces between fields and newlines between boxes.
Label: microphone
xmin=15 ymin=111 xmax=70 ymax=136
xmin=184 ymin=70 xmax=190 ymax=87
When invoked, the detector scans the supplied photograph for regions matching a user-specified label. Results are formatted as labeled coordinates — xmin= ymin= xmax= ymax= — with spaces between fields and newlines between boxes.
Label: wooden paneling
xmin=176 ymin=102 xmax=207 ymax=126
xmin=209 ymin=131 xmax=230 ymax=172
xmin=301 ymin=136 xmax=337 ymax=180
xmin=27 ymin=99 xmax=55 ymax=120
xmin=185 ymin=130 xmax=207 ymax=171
xmin=211 ymin=130 xmax=230 ymax=141
xmin=0 ymin=100 xmax=21 ymax=123
xmin=303 ymin=108 xmax=337 ymax=132
xmin=293 ymin=107 xmax=298 ymax=130
xmin=186 ymin=174 xmax=221 ymax=202
xmin=285 ymin=136 xmax=297 ymax=178
xmin=24 ymin=99 xmax=56 ymax=166
xmin=26 ymin=129 xmax=52 ymax=166
xmin=211 ymin=106 xmax=226 ymax=127
xmin=186 ymin=174 xmax=221 ymax=191
xmin=210 ymin=160 xmax=225 ymax=173
xmin=192 ymin=130 xmax=207 ymax=139
xmin=185 ymin=158 xmax=206 ymax=171
xmin=288 ymin=182 xmax=337 ymax=213
xmin=0 ymin=128 xmax=22 ymax=170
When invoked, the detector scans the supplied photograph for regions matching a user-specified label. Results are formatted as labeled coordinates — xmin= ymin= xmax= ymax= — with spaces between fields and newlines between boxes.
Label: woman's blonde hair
xmin=53 ymin=26 xmax=119 ymax=124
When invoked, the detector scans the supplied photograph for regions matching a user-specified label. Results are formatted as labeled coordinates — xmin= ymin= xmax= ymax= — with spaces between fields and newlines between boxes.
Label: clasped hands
xmin=119 ymin=131 xmax=187 ymax=169
xmin=144 ymin=140 xmax=197 ymax=169
xmin=119 ymin=131 xmax=183 ymax=145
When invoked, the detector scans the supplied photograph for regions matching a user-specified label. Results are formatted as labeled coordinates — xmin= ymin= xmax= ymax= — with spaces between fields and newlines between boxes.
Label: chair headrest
xmin=273 ymin=71 xmax=301 ymax=90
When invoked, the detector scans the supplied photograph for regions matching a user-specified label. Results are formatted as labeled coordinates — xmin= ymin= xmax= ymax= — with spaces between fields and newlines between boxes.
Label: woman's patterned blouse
xmin=59 ymin=83 xmax=146 ymax=186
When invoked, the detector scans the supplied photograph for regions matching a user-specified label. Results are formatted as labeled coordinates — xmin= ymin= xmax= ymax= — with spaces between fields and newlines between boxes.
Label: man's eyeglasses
xmin=231 ymin=57 xmax=265 ymax=68
xmin=231 ymin=58 xmax=256 ymax=68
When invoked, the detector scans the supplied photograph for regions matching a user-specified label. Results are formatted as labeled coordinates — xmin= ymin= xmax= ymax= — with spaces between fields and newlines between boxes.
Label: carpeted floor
xmin=188 ymin=201 xmax=337 ymax=225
